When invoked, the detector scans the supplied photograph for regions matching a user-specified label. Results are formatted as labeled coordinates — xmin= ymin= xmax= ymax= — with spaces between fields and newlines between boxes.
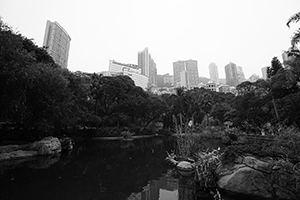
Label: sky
xmin=1 ymin=0 xmax=300 ymax=79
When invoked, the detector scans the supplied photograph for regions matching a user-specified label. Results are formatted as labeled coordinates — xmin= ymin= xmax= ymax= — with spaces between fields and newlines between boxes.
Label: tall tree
xmin=267 ymin=57 xmax=283 ymax=78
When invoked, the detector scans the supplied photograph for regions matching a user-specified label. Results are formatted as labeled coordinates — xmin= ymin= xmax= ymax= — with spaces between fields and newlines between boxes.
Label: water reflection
xmin=0 ymin=136 xmax=232 ymax=200
xmin=128 ymin=174 xmax=195 ymax=200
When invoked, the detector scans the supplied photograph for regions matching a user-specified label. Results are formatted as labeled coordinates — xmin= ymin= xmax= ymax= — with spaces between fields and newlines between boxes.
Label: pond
xmin=0 ymin=136 xmax=253 ymax=200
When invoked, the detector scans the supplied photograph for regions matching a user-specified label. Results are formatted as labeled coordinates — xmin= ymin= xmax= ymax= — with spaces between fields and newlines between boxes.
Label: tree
xmin=267 ymin=57 xmax=283 ymax=78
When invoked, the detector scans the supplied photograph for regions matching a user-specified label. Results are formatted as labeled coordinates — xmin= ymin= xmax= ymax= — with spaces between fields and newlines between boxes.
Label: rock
xmin=60 ymin=137 xmax=73 ymax=151
xmin=30 ymin=136 xmax=61 ymax=155
xmin=0 ymin=145 xmax=21 ymax=153
xmin=217 ymin=155 xmax=300 ymax=200
xmin=177 ymin=161 xmax=194 ymax=176
xmin=0 ymin=150 xmax=37 ymax=162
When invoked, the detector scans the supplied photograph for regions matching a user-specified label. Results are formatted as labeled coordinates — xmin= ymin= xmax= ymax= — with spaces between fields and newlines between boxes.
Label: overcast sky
xmin=1 ymin=0 xmax=299 ymax=78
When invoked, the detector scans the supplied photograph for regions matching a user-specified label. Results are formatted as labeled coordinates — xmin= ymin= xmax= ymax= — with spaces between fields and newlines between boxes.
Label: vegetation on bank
xmin=170 ymin=11 xmax=300 ymax=198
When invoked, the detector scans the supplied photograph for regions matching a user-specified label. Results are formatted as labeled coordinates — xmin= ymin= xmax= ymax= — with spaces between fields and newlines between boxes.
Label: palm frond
xmin=291 ymin=28 xmax=300 ymax=47
xmin=287 ymin=11 xmax=300 ymax=28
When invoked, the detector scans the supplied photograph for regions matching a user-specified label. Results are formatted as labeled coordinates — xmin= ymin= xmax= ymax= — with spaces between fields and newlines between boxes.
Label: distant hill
xmin=199 ymin=77 xmax=210 ymax=84
xmin=219 ymin=78 xmax=226 ymax=85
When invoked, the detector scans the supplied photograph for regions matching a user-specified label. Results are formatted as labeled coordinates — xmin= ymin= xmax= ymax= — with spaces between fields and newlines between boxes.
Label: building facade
xmin=138 ymin=48 xmax=157 ymax=86
xmin=43 ymin=20 xmax=71 ymax=69
xmin=217 ymin=84 xmax=231 ymax=93
xmin=205 ymin=80 xmax=217 ymax=92
xmin=108 ymin=60 xmax=148 ymax=89
xmin=225 ymin=62 xmax=239 ymax=87
xmin=180 ymin=70 xmax=189 ymax=88
xmin=261 ymin=66 xmax=268 ymax=79
xmin=249 ymin=74 xmax=260 ymax=82
xmin=173 ymin=59 xmax=199 ymax=88
xmin=237 ymin=66 xmax=246 ymax=84
xmin=209 ymin=62 xmax=219 ymax=84
xmin=163 ymin=73 xmax=173 ymax=86
xmin=157 ymin=73 xmax=173 ymax=87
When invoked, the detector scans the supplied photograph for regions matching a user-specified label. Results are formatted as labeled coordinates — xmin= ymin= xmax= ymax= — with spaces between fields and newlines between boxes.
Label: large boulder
xmin=216 ymin=155 xmax=300 ymax=199
xmin=30 ymin=136 xmax=61 ymax=155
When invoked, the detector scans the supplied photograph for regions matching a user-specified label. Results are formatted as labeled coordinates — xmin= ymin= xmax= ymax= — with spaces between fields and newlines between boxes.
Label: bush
xmin=220 ymin=125 xmax=300 ymax=164
xmin=94 ymin=127 xmax=120 ymax=137
xmin=157 ymin=129 xmax=172 ymax=136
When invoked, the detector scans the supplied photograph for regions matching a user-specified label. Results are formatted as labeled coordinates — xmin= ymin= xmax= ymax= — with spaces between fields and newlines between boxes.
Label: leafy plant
xmin=194 ymin=148 xmax=221 ymax=188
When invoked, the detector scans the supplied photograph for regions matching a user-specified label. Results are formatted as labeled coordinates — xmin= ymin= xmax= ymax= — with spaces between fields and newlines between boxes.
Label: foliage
xmin=194 ymin=148 xmax=221 ymax=188
xmin=286 ymin=11 xmax=300 ymax=48
xmin=120 ymin=130 xmax=134 ymax=139
xmin=0 ymin=18 xmax=166 ymax=140
xmin=220 ymin=125 xmax=300 ymax=164
xmin=267 ymin=57 xmax=283 ymax=79
xmin=176 ymin=134 xmax=196 ymax=158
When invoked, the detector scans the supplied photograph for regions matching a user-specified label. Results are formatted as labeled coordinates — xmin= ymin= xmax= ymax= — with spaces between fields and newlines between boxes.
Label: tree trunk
xmin=272 ymin=96 xmax=280 ymax=121
xmin=179 ymin=113 xmax=183 ymax=134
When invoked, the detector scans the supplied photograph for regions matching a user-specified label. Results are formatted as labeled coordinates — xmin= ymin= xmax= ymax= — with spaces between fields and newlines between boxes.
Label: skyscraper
xmin=225 ymin=62 xmax=239 ymax=87
xmin=208 ymin=62 xmax=219 ymax=84
xmin=237 ymin=66 xmax=246 ymax=84
xmin=138 ymin=48 xmax=157 ymax=86
xmin=261 ymin=66 xmax=268 ymax=79
xmin=173 ymin=60 xmax=199 ymax=88
xmin=43 ymin=20 xmax=71 ymax=69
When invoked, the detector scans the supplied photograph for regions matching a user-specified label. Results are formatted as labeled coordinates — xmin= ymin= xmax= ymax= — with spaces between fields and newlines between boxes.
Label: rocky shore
xmin=0 ymin=136 xmax=72 ymax=163
xmin=216 ymin=155 xmax=300 ymax=200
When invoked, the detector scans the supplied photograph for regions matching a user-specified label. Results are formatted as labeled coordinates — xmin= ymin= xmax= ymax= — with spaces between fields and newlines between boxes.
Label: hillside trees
xmin=0 ymin=18 xmax=73 ymax=138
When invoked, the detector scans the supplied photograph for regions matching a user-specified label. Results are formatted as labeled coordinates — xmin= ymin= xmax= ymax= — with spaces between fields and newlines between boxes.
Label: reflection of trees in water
xmin=0 ymin=137 xmax=180 ymax=200
xmin=46 ymin=137 xmax=176 ymax=199
xmin=0 ymin=154 xmax=61 ymax=171
xmin=128 ymin=174 xmax=196 ymax=200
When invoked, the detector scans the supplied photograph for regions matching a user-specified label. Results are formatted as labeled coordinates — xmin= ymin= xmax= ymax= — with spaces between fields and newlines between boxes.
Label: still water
xmin=0 ymin=136 xmax=241 ymax=200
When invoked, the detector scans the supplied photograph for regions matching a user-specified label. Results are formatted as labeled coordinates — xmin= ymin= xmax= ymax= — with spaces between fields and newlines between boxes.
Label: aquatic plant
xmin=194 ymin=148 xmax=221 ymax=188
xmin=176 ymin=134 xmax=195 ymax=158
xmin=120 ymin=130 xmax=134 ymax=139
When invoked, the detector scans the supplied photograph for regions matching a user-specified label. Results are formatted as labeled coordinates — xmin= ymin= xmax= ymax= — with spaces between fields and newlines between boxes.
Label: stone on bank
xmin=0 ymin=136 xmax=62 ymax=162
xmin=216 ymin=155 xmax=300 ymax=200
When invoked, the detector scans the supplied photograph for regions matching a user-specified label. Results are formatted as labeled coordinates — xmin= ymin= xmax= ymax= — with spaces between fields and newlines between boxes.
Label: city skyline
xmin=1 ymin=0 xmax=299 ymax=78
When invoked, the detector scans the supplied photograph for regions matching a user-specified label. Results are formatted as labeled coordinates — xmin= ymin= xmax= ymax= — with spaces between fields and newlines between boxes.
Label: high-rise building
xmin=163 ymin=73 xmax=173 ymax=86
xmin=173 ymin=60 xmax=199 ymax=88
xmin=249 ymin=74 xmax=260 ymax=82
xmin=180 ymin=70 xmax=189 ymax=88
xmin=208 ymin=62 xmax=219 ymax=84
xmin=43 ymin=20 xmax=71 ymax=69
xmin=237 ymin=66 xmax=246 ymax=84
xmin=138 ymin=48 xmax=157 ymax=86
xmin=173 ymin=61 xmax=185 ymax=87
xmin=107 ymin=60 xmax=148 ymax=89
xmin=224 ymin=62 xmax=239 ymax=87
xmin=261 ymin=66 xmax=268 ymax=79
xmin=157 ymin=73 xmax=173 ymax=87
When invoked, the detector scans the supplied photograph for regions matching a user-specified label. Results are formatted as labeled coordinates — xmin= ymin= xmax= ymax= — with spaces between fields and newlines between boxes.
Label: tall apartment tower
xmin=138 ymin=48 xmax=157 ymax=86
xmin=43 ymin=20 xmax=71 ymax=69
xmin=261 ymin=66 xmax=268 ymax=79
xmin=237 ymin=66 xmax=246 ymax=84
xmin=225 ymin=62 xmax=239 ymax=87
xmin=208 ymin=62 xmax=219 ymax=84
xmin=173 ymin=60 xmax=199 ymax=88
